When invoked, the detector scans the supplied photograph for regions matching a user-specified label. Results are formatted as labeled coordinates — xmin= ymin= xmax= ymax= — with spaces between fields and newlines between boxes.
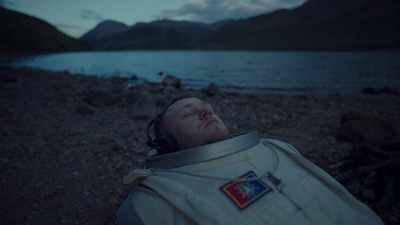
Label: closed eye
xmin=183 ymin=112 xmax=194 ymax=117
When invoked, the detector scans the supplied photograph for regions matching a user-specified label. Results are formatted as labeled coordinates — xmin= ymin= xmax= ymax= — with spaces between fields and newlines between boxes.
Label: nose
xmin=199 ymin=107 xmax=212 ymax=120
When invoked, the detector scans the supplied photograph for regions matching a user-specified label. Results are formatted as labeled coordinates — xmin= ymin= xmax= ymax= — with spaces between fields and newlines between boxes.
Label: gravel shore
xmin=1 ymin=66 xmax=399 ymax=224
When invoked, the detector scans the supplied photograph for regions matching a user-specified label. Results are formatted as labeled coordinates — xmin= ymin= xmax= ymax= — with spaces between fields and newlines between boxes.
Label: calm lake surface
xmin=12 ymin=51 xmax=400 ymax=95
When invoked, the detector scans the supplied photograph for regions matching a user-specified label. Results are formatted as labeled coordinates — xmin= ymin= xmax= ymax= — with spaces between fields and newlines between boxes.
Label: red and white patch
xmin=220 ymin=171 xmax=272 ymax=210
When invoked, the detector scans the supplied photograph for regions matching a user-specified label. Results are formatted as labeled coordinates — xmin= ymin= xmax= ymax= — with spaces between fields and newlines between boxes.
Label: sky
xmin=1 ymin=0 xmax=307 ymax=38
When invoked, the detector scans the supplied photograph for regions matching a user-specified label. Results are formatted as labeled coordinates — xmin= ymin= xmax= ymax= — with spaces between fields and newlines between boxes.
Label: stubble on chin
xmin=207 ymin=125 xmax=230 ymax=143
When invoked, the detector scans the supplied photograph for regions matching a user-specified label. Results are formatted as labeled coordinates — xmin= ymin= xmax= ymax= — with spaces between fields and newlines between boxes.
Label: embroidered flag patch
xmin=220 ymin=171 xmax=272 ymax=210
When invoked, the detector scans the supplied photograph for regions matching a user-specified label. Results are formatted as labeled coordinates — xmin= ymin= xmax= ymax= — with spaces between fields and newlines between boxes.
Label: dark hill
xmin=80 ymin=20 xmax=129 ymax=49
xmin=0 ymin=6 xmax=91 ymax=54
xmin=97 ymin=24 xmax=194 ymax=50
xmin=198 ymin=0 xmax=400 ymax=50
xmin=80 ymin=19 xmax=236 ymax=50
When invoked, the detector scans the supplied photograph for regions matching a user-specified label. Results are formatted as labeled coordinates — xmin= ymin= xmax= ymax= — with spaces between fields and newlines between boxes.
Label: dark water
xmin=11 ymin=51 xmax=400 ymax=95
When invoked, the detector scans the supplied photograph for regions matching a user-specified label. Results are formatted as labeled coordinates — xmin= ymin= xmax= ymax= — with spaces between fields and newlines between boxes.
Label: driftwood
xmin=328 ymin=141 xmax=400 ymax=224
xmin=333 ymin=159 xmax=398 ymax=182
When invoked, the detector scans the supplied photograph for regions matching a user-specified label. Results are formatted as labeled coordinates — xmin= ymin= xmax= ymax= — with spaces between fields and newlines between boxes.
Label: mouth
xmin=204 ymin=119 xmax=219 ymax=128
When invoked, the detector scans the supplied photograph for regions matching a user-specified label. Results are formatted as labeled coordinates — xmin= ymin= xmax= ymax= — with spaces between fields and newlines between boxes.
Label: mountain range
xmin=80 ymin=0 xmax=400 ymax=51
xmin=1 ymin=0 xmax=399 ymax=53
xmin=199 ymin=0 xmax=400 ymax=50
xmin=80 ymin=19 xmax=235 ymax=50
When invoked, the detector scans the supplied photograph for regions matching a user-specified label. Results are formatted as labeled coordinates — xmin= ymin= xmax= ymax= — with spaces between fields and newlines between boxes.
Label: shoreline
xmin=7 ymin=64 xmax=398 ymax=98
xmin=6 ymin=51 xmax=400 ymax=98
xmin=1 ymin=66 xmax=399 ymax=224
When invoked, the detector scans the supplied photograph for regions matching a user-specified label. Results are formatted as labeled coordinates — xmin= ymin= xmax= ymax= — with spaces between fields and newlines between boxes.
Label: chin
xmin=184 ymin=128 xmax=230 ymax=149
xmin=207 ymin=129 xmax=230 ymax=144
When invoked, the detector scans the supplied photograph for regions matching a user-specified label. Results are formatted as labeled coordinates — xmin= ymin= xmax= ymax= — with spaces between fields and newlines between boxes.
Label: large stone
xmin=0 ymin=73 xmax=19 ymax=83
xmin=83 ymin=91 xmax=121 ymax=107
xmin=361 ymin=86 xmax=399 ymax=95
xmin=0 ymin=67 xmax=20 ymax=82
xmin=125 ymin=91 xmax=138 ymax=105
xmin=162 ymin=75 xmax=181 ymax=89
xmin=129 ymin=90 xmax=157 ymax=120
xmin=76 ymin=101 xmax=95 ymax=115
xmin=204 ymin=83 xmax=222 ymax=96
xmin=336 ymin=111 xmax=398 ymax=144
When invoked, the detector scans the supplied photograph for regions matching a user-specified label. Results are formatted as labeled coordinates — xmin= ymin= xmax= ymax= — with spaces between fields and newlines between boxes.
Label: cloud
xmin=0 ymin=0 xmax=14 ymax=7
xmin=81 ymin=9 xmax=103 ymax=21
xmin=155 ymin=0 xmax=306 ymax=23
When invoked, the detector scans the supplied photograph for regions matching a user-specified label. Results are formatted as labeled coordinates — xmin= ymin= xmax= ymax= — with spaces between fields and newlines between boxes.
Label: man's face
xmin=163 ymin=98 xmax=229 ymax=149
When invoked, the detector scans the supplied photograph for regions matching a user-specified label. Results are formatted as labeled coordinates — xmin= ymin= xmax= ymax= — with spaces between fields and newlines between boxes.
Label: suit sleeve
xmin=117 ymin=186 xmax=196 ymax=225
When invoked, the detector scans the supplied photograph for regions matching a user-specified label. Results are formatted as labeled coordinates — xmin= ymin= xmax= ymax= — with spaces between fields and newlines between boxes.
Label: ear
xmin=157 ymin=134 xmax=179 ymax=155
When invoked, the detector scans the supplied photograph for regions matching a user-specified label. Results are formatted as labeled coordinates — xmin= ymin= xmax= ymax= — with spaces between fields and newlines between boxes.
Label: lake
xmin=11 ymin=51 xmax=400 ymax=95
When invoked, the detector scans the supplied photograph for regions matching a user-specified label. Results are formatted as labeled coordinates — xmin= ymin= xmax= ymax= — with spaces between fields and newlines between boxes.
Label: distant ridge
xmin=80 ymin=20 xmax=129 ymax=49
xmin=2 ymin=0 xmax=397 ymax=52
xmin=80 ymin=19 xmax=234 ymax=50
xmin=0 ymin=7 xmax=91 ymax=54
xmin=81 ymin=0 xmax=400 ymax=51
xmin=197 ymin=0 xmax=400 ymax=50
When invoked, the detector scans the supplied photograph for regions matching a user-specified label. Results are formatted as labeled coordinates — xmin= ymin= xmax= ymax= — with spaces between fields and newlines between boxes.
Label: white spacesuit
xmin=117 ymin=131 xmax=383 ymax=225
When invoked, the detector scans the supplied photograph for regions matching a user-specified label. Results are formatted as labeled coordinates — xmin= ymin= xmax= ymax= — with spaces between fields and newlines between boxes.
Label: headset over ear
xmin=146 ymin=117 xmax=179 ymax=155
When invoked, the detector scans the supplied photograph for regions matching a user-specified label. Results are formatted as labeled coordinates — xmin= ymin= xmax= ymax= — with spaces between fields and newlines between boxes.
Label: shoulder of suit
xmin=260 ymin=139 xmax=302 ymax=156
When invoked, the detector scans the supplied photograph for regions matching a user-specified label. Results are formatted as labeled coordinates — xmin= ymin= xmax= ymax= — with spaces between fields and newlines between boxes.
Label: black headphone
xmin=146 ymin=116 xmax=180 ymax=155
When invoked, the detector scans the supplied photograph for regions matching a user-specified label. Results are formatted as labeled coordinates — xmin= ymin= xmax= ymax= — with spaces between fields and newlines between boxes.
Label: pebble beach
xmin=1 ymin=65 xmax=399 ymax=224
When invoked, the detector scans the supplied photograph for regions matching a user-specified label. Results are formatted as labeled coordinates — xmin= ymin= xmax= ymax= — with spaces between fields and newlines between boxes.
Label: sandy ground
xmin=0 ymin=66 xmax=399 ymax=224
